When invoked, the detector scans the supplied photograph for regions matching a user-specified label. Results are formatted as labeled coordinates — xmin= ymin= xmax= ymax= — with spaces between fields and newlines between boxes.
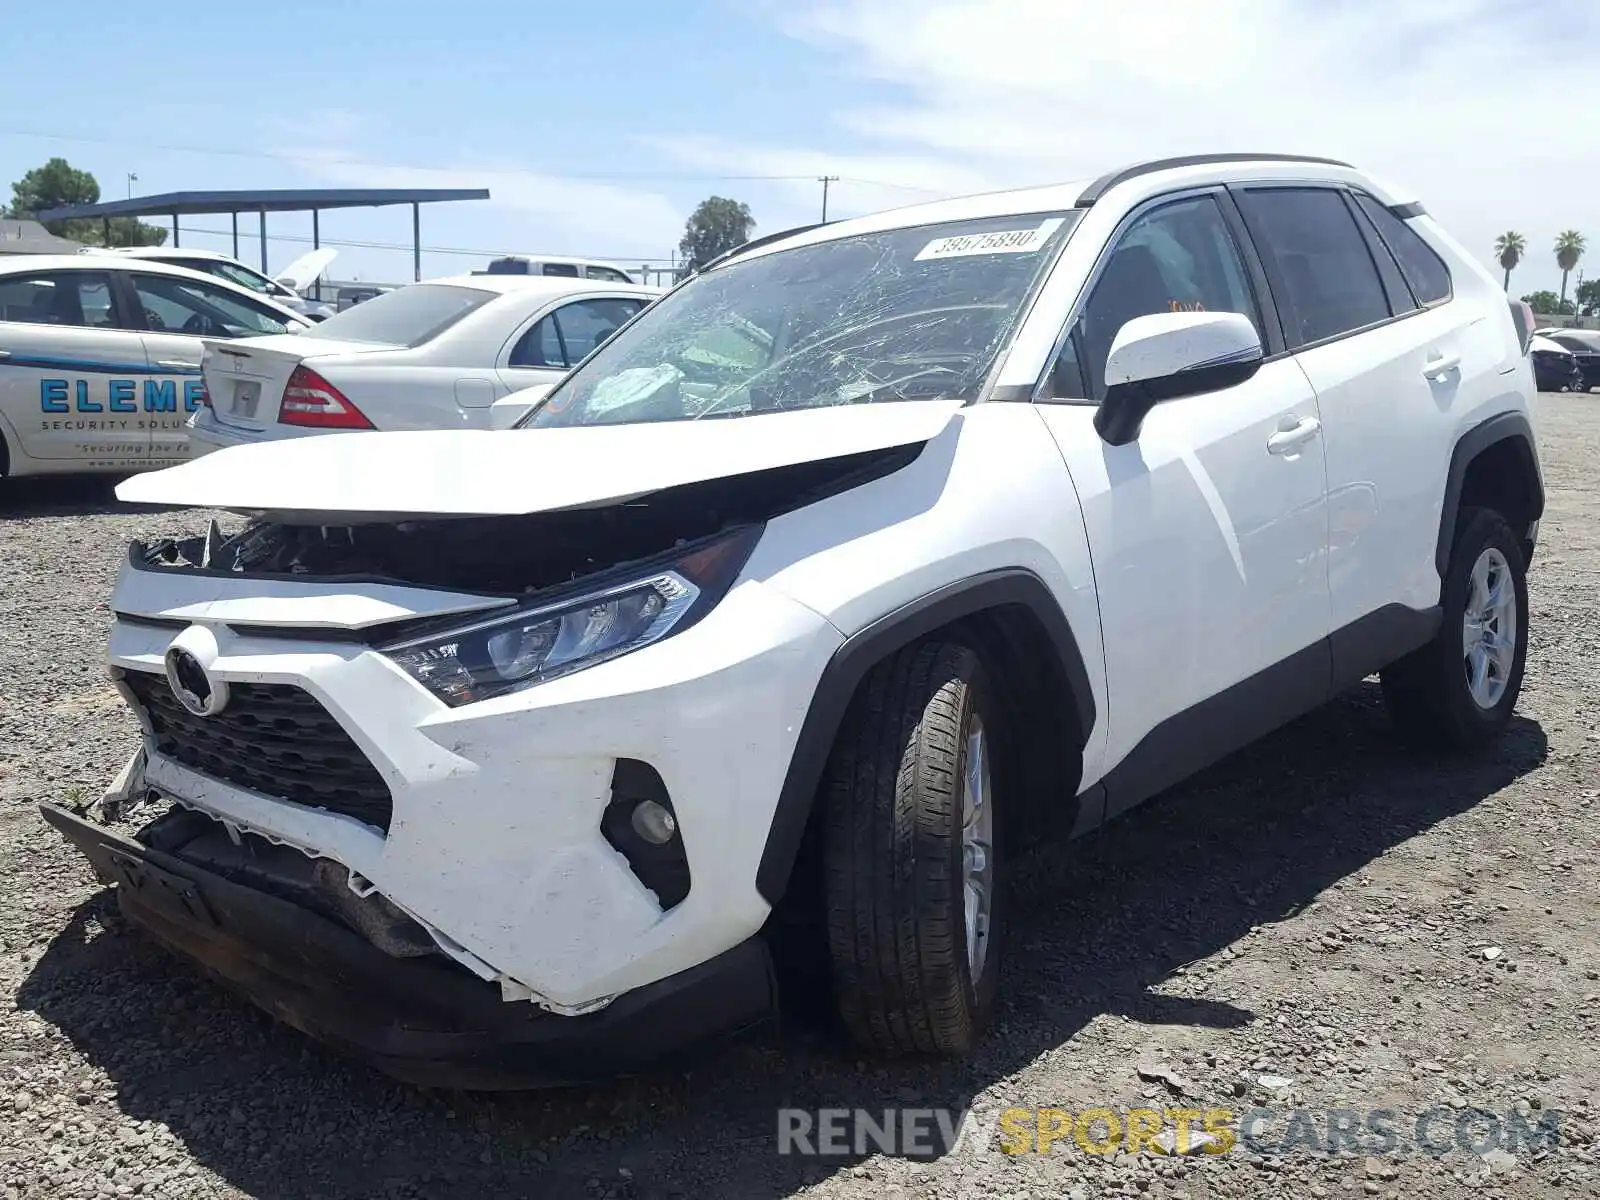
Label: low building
xmin=0 ymin=219 xmax=81 ymax=255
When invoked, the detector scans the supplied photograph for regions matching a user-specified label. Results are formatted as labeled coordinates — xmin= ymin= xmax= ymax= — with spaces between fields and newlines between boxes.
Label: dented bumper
xmin=40 ymin=803 xmax=777 ymax=1089
xmin=92 ymin=556 xmax=841 ymax=1016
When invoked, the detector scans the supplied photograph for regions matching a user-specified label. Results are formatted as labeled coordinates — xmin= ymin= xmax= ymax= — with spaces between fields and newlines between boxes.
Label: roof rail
xmin=1074 ymin=153 xmax=1356 ymax=207
xmin=698 ymin=221 xmax=829 ymax=274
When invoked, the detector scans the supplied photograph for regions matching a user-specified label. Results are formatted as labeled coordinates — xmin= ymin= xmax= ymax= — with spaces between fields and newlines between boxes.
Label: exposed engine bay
xmin=132 ymin=444 xmax=919 ymax=595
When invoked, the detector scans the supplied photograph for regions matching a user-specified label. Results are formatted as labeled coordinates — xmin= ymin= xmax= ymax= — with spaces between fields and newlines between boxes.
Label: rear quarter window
xmin=1353 ymin=194 xmax=1452 ymax=306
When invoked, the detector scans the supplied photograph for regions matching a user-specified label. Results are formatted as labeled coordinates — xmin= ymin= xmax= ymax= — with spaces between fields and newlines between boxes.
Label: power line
xmin=0 ymin=127 xmax=951 ymax=196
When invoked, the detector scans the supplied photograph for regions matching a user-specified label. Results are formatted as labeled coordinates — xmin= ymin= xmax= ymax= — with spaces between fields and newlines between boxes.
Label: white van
xmin=475 ymin=255 xmax=637 ymax=284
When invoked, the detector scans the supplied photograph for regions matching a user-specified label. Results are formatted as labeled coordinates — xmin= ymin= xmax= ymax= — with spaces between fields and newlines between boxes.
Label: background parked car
xmin=189 ymin=273 xmax=660 ymax=451
xmin=0 ymin=254 xmax=310 ymax=477
xmin=1533 ymin=327 xmax=1600 ymax=392
xmin=1529 ymin=333 xmax=1585 ymax=392
xmin=476 ymin=255 xmax=638 ymax=283
xmin=105 ymin=247 xmax=337 ymax=321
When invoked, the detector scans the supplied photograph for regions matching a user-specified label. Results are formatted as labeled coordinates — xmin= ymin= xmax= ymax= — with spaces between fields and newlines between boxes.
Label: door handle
xmin=1267 ymin=416 xmax=1322 ymax=456
xmin=157 ymin=360 xmax=200 ymax=371
xmin=1423 ymin=351 xmax=1461 ymax=380
xmin=0 ymin=349 xmax=12 ymax=361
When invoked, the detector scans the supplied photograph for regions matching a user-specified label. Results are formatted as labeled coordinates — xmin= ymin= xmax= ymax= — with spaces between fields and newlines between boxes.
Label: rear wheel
xmin=1381 ymin=507 xmax=1528 ymax=749
xmin=822 ymin=641 xmax=1002 ymax=1055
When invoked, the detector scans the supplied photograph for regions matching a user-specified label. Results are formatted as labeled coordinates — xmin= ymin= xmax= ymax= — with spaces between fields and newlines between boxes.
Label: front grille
xmin=122 ymin=670 xmax=394 ymax=833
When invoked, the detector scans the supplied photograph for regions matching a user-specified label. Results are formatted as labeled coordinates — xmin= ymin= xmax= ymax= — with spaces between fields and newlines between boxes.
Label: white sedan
xmin=0 ymin=254 xmax=310 ymax=478
xmin=189 ymin=274 xmax=661 ymax=451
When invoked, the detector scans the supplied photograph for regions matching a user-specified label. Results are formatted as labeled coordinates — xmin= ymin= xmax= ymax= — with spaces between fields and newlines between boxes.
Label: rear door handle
xmin=1423 ymin=351 xmax=1461 ymax=380
xmin=1267 ymin=416 xmax=1322 ymax=456
xmin=157 ymin=360 xmax=200 ymax=370
xmin=0 ymin=350 xmax=12 ymax=361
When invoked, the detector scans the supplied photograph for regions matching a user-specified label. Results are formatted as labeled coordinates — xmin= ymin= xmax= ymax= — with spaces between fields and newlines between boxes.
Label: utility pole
xmin=127 ymin=172 xmax=138 ymax=199
xmin=818 ymin=175 xmax=839 ymax=223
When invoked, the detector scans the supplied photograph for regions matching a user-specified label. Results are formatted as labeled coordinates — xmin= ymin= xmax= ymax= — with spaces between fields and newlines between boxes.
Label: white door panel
xmin=1037 ymin=358 xmax=1330 ymax=777
xmin=138 ymin=331 xmax=211 ymax=467
xmin=0 ymin=324 xmax=155 ymax=468
xmin=0 ymin=269 xmax=156 ymax=472
xmin=497 ymin=365 xmax=564 ymax=395
xmin=1299 ymin=301 xmax=1493 ymax=625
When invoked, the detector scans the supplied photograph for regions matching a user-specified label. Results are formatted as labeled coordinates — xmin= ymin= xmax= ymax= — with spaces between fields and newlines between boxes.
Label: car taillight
xmin=278 ymin=365 xmax=373 ymax=429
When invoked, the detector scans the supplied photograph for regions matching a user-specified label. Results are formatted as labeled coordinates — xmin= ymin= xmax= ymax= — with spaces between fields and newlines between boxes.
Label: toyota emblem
xmin=164 ymin=644 xmax=229 ymax=717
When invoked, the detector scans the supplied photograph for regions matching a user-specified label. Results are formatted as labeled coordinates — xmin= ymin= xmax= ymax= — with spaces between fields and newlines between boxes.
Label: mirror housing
xmin=489 ymin=384 xmax=553 ymax=430
xmin=1093 ymin=311 xmax=1264 ymax=446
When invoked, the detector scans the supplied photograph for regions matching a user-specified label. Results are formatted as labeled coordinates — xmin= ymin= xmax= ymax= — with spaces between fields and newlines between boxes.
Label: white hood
xmin=1528 ymin=334 xmax=1569 ymax=355
xmin=115 ymin=400 xmax=964 ymax=521
xmin=274 ymin=247 xmax=338 ymax=292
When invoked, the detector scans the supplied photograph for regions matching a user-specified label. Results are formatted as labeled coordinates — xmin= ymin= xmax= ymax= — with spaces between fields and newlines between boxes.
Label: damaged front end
xmin=40 ymin=446 xmax=926 ymax=1086
xmin=42 ymin=798 xmax=775 ymax=1090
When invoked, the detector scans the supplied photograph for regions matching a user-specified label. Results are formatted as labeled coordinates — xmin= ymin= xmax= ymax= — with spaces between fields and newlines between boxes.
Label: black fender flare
xmin=754 ymin=568 xmax=1097 ymax=905
xmin=1435 ymin=411 xmax=1544 ymax=577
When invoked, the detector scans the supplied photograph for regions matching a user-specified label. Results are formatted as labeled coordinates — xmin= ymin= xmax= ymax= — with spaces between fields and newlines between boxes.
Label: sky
xmin=0 ymin=0 xmax=1592 ymax=294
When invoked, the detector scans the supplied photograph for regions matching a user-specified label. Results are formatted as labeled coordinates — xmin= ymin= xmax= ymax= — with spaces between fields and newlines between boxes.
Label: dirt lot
xmin=2 ymin=396 xmax=1598 ymax=1200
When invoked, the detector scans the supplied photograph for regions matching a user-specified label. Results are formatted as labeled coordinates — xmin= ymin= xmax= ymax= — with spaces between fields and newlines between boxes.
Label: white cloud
xmin=282 ymin=148 xmax=684 ymax=256
xmin=672 ymin=0 xmax=1599 ymax=294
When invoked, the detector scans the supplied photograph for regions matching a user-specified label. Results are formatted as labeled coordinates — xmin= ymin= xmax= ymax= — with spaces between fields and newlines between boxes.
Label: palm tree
xmin=1555 ymin=231 xmax=1587 ymax=306
xmin=1494 ymin=232 xmax=1526 ymax=291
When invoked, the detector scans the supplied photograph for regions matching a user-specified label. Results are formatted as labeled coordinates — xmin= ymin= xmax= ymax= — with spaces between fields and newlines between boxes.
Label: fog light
xmin=631 ymin=799 xmax=677 ymax=845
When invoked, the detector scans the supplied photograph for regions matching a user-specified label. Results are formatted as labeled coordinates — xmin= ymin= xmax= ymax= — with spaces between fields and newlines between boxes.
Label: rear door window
xmin=1237 ymin=188 xmax=1392 ymax=348
xmin=509 ymin=314 xmax=567 ymax=368
xmin=552 ymin=298 xmax=645 ymax=362
xmin=128 ymin=273 xmax=291 ymax=338
xmin=509 ymin=298 xmax=647 ymax=368
xmin=1352 ymin=194 xmax=1453 ymax=306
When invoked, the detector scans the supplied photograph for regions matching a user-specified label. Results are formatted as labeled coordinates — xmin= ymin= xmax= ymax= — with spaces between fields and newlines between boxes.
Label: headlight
xmin=379 ymin=526 xmax=759 ymax=706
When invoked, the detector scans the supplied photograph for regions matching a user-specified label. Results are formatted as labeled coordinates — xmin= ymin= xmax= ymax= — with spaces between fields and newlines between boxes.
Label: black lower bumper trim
xmin=39 ymin=803 xmax=777 ymax=1089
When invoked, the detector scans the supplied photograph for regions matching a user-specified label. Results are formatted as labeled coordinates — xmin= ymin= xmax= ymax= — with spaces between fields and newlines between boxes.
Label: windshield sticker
xmin=915 ymin=218 xmax=1065 ymax=262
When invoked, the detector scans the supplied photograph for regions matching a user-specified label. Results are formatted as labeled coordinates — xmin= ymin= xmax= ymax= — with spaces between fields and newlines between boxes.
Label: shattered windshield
xmin=522 ymin=211 xmax=1079 ymax=427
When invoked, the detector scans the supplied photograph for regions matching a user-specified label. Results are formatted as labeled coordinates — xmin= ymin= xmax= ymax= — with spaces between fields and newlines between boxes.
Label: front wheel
xmin=821 ymin=641 xmax=1002 ymax=1055
xmin=1381 ymin=507 xmax=1529 ymax=749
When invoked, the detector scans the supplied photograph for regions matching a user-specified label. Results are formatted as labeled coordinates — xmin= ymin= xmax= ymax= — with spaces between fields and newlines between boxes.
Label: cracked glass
xmin=522 ymin=211 xmax=1080 ymax=427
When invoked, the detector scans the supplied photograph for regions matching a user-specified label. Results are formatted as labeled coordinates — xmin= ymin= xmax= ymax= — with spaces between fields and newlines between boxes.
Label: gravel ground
xmin=2 ymin=396 xmax=1598 ymax=1200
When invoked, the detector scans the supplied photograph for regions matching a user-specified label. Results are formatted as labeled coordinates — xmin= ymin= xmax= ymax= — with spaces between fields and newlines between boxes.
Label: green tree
xmin=677 ymin=196 xmax=755 ymax=273
xmin=1554 ymin=230 xmax=1586 ymax=306
xmin=1522 ymin=290 xmax=1573 ymax=316
xmin=4 ymin=156 xmax=166 ymax=247
xmin=1576 ymin=278 xmax=1600 ymax=317
xmin=1493 ymin=231 xmax=1526 ymax=292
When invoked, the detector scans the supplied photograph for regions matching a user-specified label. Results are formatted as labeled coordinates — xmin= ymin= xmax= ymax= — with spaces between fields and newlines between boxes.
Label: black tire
xmin=821 ymin=640 xmax=1002 ymax=1056
xmin=1381 ymin=507 xmax=1529 ymax=750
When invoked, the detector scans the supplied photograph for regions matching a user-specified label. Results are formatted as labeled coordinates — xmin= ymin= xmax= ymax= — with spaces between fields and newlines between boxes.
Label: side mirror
xmin=489 ymin=383 xmax=553 ymax=430
xmin=1093 ymin=311 xmax=1264 ymax=446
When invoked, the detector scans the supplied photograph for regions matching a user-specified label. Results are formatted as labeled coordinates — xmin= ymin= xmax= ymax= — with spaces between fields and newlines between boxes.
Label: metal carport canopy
xmin=34 ymin=187 xmax=492 ymax=281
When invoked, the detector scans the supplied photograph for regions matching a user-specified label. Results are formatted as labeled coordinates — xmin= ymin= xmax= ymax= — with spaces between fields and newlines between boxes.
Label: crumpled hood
xmin=115 ymin=400 xmax=964 ymax=521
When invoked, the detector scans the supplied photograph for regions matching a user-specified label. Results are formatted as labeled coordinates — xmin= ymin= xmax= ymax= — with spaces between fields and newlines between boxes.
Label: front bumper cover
xmin=40 ymin=803 xmax=778 ymax=1090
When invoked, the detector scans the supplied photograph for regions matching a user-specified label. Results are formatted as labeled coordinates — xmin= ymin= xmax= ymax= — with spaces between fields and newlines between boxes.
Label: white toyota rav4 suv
xmin=44 ymin=154 xmax=1544 ymax=1088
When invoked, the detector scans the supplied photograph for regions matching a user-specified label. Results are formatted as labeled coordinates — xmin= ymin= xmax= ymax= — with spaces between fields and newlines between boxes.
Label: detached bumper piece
xmin=39 ymin=803 xmax=777 ymax=1090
